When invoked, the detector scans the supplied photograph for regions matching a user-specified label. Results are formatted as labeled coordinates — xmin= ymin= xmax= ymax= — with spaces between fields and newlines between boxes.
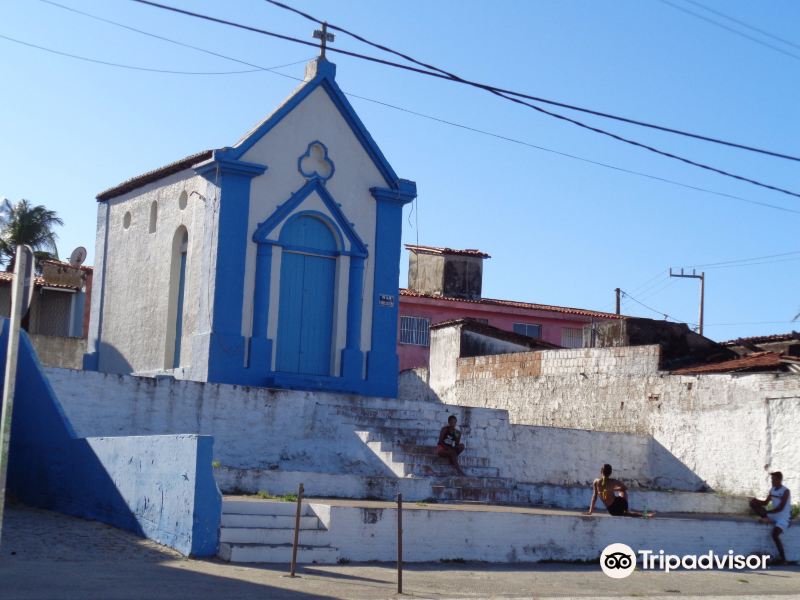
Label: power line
xmin=684 ymin=249 xmax=800 ymax=269
xmin=683 ymin=0 xmax=800 ymax=52
xmin=639 ymin=277 xmax=679 ymax=302
xmin=264 ymin=0 xmax=800 ymax=164
xmin=620 ymin=289 xmax=692 ymax=324
xmin=40 ymin=1 xmax=800 ymax=216
xmin=629 ymin=270 xmax=669 ymax=295
xmin=38 ymin=0 xmax=307 ymax=76
xmin=659 ymin=0 xmax=800 ymax=62
xmin=0 ymin=32 xmax=271 ymax=74
xmin=703 ymin=256 xmax=800 ymax=270
xmin=705 ymin=320 xmax=799 ymax=327
xmin=128 ymin=0 xmax=800 ymax=200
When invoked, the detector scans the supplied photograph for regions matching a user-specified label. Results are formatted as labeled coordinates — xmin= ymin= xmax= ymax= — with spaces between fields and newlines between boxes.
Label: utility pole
xmin=0 ymin=245 xmax=35 ymax=546
xmin=669 ymin=268 xmax=705 ymax=336
xmin=615 ymin=288 xmax=621 ymax=315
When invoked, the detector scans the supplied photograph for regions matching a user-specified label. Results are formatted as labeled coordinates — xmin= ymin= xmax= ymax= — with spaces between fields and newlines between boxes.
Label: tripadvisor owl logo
xmin=600 ymin=543 xmax=637 ymax=579
xmin=600 ymin=543 xmax=771 ymax=578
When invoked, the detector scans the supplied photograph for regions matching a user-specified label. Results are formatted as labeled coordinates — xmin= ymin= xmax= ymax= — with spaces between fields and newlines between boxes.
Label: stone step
xmin=429 ymin=475 xmax=515 ymax=489
xmin=221 ymin=514 xmax=321 ymax=529
xmin=332 ymin=406 xmax=451 ymax=421
xmin=392 ymin=452 xmax=491 ymax=468
xmin=430 ymin=486 xmax=513 ymax=503
xmin=220 ymin=527 xmax=330 ymax=545
xmin=222 ymin=499 xmax=313 ymax=517
xmin=219 ymin=542 xmax=339 ymax=564
xmin=401 ymin=463 xmax=500 ymax=478
xmin=357 ymin=427 xmax=449 ymax=444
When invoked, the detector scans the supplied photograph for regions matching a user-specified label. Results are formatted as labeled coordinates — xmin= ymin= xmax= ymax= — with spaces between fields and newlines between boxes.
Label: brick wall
xmin=457 ymin=345 xmax=660 ymax=381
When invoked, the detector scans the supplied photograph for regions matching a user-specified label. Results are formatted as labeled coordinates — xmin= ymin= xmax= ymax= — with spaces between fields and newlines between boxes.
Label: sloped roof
xmin=0 ymin=271 xmax=79 ymax=290
xmin=405 ymin=244 xmax=491 ymax=258
xmin=96 ymin=150 xmax=213 ymax=201
xmin=672 ymin=352 xmax=800 ymax=375
xmin=96 ymin=58 xmax=407 ymax=202
xmin=721 ymin=331 xmax=800 ymax=346
xmin=400 ymin=289 xmax=622 ymax=320
xmin=430 ymin=318 xmax=562 ymax=349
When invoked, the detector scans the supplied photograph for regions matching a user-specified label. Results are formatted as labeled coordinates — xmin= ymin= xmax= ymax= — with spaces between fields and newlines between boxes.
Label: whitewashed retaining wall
xmin=312 ymin=502 xmax=799 ymax=563
xmin=417 ymin=345 xmax=800 ymax=497
xmin=43 ymin=368 xmax=697 ymax=492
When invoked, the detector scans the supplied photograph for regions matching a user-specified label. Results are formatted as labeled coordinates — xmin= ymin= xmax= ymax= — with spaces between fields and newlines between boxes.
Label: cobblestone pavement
xmin=1 ymin=504 xmax=799 ymax=600
xmin=1 ymin=504 xmax=182 ymax=562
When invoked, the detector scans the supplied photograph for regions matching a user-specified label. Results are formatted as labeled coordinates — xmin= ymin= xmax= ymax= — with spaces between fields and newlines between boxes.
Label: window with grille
xmin=513 ymin=322 xmax=542 ymax=339
xmin=400 ymin=316 xmax=430 ymax=346
xmin=561 ymin=327 xmax=583 ymax=349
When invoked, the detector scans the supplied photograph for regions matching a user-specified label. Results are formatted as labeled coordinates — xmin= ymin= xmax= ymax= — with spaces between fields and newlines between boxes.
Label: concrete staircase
xmin=218 ymin=499 xmax=338 ymax=563
xmin=340 ymin=405 xmax=516 ymax=504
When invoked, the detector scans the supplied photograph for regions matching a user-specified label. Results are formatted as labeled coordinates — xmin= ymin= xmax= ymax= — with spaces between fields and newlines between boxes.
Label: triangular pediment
xmin=229 ymin=59 xmax=398 ymax=189
xmin=252 ymin=178 xmax=368 ymax=257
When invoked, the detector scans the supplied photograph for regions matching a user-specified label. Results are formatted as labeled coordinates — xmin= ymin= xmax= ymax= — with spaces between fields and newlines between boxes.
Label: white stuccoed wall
xmin=418 ymin=344 xmax=800 ymax=497
xmin=44 ymin=367 xmax=698 ymax=492
xmin=90 ymin=171 xmax=217 ymax=376
xmin=310 ymin=502 xmax=798 ymax=563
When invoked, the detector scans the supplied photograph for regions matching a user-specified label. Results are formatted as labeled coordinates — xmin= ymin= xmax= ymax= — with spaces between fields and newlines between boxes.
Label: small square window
xmin=400 ymin=316 xmax=430 ymax=346
xmin=513 ymin=322 xmax=542 ymax=339
xmin=561 ymin=327 xmax=583 ymax=349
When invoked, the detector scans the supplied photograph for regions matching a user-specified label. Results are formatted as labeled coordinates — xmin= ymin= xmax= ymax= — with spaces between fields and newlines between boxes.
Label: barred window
xmin=513 ymin=322 xmax=542 ymax=339
xmin=400 ymin=316 xmax=430 ymax=346
xmin=561 ymin=327 xmax=584 ymax=349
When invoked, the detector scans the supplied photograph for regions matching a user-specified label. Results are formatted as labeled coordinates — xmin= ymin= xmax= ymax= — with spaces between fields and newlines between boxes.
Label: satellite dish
xmin=69 ymin=246 xmax=87 ymax=267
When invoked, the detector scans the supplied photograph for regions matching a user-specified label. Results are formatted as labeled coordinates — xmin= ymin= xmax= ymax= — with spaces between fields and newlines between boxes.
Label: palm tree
xmin=0 ymin=198 xmax=64 ymax=270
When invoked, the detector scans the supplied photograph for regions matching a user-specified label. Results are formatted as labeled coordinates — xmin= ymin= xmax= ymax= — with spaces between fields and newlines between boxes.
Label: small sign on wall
xmin=379 ymin=294 xmax=395 ymax=307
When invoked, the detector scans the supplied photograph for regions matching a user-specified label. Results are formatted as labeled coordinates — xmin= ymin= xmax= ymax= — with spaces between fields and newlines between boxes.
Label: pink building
xmin=397 ymin=245 xmax=621 ymax=371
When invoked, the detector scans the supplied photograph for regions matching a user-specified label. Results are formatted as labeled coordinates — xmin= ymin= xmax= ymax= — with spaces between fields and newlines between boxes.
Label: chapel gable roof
xmin=96 ymin=58 xmax=401 ymax=202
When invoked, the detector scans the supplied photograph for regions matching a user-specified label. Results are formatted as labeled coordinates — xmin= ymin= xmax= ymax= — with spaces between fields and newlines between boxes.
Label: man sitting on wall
xmin=437 ymin=415 xmax=466 ymax=476
xmin=750 ymin=471 xmax=792 ymax=565
xmin=584 ymin=464 xmax=648 ymax=517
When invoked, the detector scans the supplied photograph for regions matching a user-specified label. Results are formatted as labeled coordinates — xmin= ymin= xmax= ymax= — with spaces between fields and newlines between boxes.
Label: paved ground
xmin=1 ymin=504 xmax=799 ymax=600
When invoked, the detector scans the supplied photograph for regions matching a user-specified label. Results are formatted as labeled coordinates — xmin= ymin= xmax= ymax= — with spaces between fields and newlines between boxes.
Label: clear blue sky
xmin=2 ymin=0 xmax=798 ymax=341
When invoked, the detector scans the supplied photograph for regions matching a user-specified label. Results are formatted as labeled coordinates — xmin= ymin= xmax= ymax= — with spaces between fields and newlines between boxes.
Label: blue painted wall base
xmin=2 ymin=320 xmax=221 ymax=557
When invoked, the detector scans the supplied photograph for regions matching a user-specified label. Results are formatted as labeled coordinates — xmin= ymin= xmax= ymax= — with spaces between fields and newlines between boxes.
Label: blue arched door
xmin=276 ymin=215 xmax=337 ymax=375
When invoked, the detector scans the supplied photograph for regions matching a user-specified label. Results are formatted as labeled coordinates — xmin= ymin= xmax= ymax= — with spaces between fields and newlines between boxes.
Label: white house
xmin=84 ymin=57 xmax=416 ymax=397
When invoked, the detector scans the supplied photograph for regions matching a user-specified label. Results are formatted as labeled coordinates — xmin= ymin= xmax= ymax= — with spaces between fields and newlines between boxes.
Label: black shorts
xmin=607 ymin=497 xmax=628 ymax=516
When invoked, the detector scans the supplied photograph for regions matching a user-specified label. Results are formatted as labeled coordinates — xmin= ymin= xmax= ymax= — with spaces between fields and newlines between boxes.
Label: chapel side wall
xmin=437 ymin=346 xmax=800 ymax=496
xmin=96 ymin=171 xmax=213 ymax=375
xmin=240 ymin=85 xmax=386 ymax=372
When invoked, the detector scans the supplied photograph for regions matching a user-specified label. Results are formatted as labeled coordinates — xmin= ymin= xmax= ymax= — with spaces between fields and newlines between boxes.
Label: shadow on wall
xmin=399 ymin=367 xmax=711 ymax=493
xmin=96 ymin=341 xmax=134 ymax=375
xmin=648 ymin=438 xmax=709 ymax=492
xmin=1 ymin=320 xmax=221 ymax=557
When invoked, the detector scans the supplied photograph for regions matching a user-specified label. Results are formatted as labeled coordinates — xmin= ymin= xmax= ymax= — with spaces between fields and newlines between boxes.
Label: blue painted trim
xmin=252 ymin=243 xmax=273 ymax=339
xmin=366 ymin=183 xmax=417 ymax=397
xmin=341 ymin=255 xmax=365 ymax=381
xmin=298 ymin=140 xmax=335 ymax=182
xmin=4 ymin=321 xmax=222 ymax=557
xmin=194 ymin=153 xmax=267 ymax=178
xmin=194 ymin=154 xmax=267 ymax=384
xmin=172 ymin=249 xmax=187 ymax=369
xmin=228 ymin=58 xmax=399 ymax=188
xmin=252 ymin=179 xmax=368 ymax=258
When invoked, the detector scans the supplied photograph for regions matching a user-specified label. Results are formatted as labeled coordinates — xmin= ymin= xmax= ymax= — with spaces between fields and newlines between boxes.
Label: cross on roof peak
xmin=313 ymin=22 xmax=335 ymax=59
